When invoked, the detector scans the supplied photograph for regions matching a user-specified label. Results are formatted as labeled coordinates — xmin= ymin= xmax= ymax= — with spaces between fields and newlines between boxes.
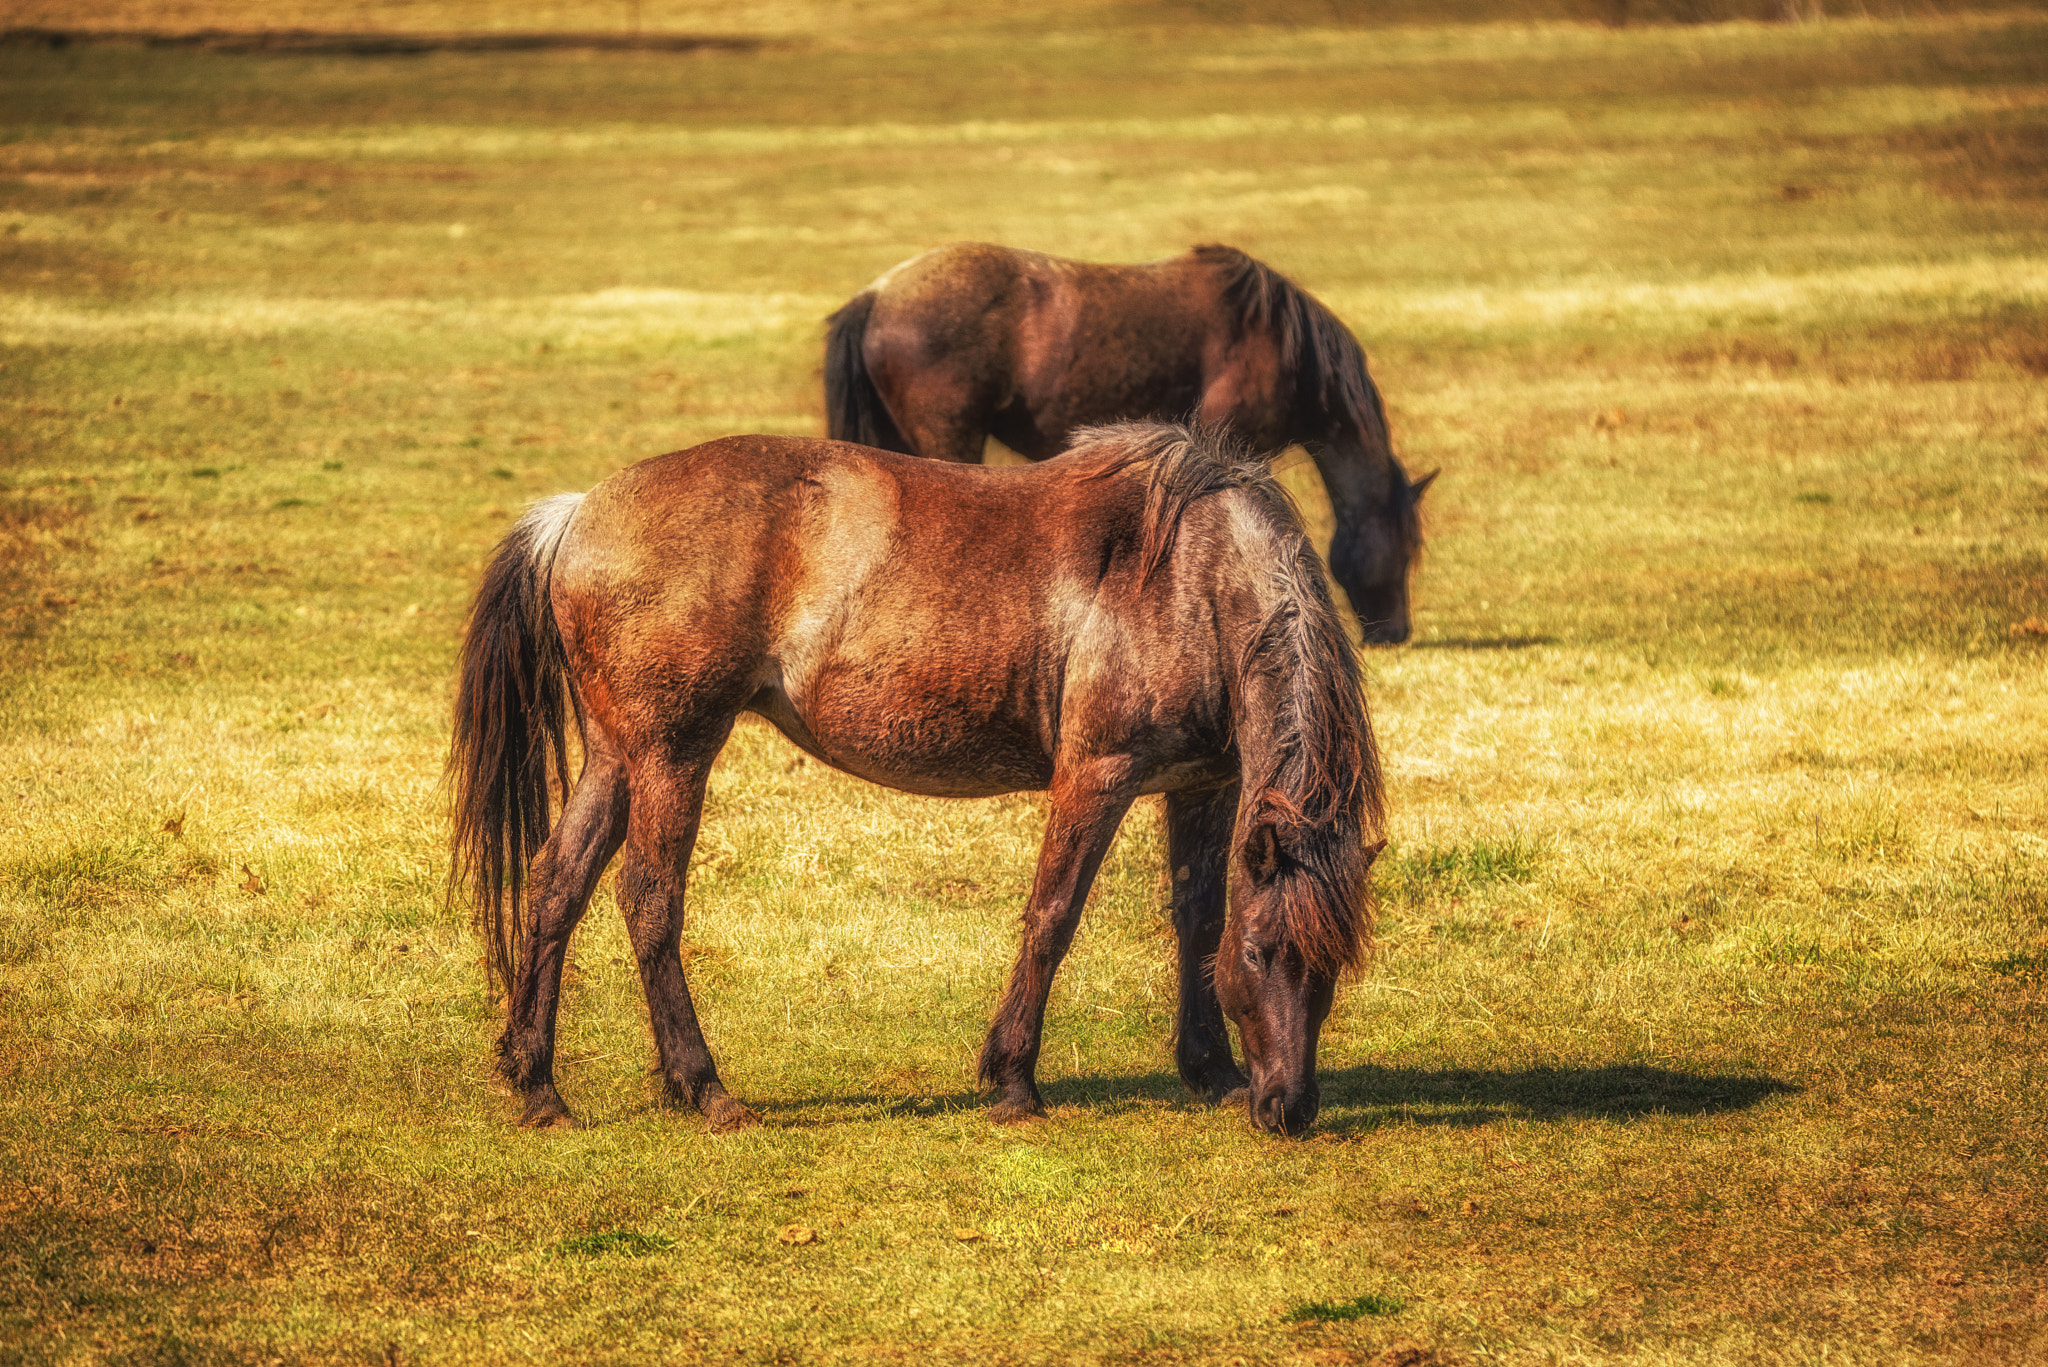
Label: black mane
xmin=1194 ymin=243 xmax=1396 ymax=463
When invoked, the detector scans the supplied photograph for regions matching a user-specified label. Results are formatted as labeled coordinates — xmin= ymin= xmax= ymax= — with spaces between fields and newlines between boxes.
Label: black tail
xmin=824 ymin=290 xmax=910 ymax=451
xmin=447 ymin=495 xmax=582 ymax=1002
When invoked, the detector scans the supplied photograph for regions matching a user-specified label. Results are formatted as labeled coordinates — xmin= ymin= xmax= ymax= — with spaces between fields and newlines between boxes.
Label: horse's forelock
xmin=1248 ymin=768 xmax=1376 ymax=979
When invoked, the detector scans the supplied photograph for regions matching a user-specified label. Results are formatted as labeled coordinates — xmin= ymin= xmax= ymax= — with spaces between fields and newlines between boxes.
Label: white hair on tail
xmin=517 ymin=492 xmax=584 ymax=556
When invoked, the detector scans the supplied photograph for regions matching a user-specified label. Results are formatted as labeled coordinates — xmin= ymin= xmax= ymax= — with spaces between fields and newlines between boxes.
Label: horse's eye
xmin=1243 ymin=943 xmax=1263 ymax=972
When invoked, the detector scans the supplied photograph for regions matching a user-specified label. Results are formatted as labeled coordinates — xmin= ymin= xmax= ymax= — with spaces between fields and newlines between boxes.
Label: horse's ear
xmin=1410 ymin=468 xmax=1440 ymax=499
xmin=1242 ymin=821 xmax=1283 ymax=886
xmin=1361 ymin=838 xmax=1388 ymax=869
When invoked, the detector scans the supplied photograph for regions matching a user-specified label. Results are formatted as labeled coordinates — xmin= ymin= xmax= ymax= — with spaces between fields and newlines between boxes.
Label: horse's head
xmin=1213 ymin=810 xmax=1384 ymax=1136
xmin=1332 ymin=465 xmax=1434 ymax=646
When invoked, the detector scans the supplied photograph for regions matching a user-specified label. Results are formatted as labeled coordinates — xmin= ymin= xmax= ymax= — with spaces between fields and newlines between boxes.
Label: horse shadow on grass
xmin=1411 ymin=634 xmax=1559 ymax=652
xmin=1296 ymin=1062 xmax=1799 ymax=1135
xmin=784 ymin=1061 xmax=1797 ymax=1131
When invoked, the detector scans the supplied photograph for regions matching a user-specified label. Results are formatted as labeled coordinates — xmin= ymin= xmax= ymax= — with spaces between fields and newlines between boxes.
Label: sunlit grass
xmin=2 ymin=7 xmax=2046 ymax=1366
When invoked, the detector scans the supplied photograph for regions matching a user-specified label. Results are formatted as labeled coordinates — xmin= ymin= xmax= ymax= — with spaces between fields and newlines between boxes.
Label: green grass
xmin=1285 ymin=1292 xmax=1410 ymax=1323
xmin=544 ymin=1229 xmax=680 ymax=1260
xmin=3 ymin=5 xmax=2047 ymax=1365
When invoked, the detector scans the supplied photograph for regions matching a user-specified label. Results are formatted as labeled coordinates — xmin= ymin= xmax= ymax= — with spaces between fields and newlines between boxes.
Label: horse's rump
xmin=824 ymin=291 xmax=909 ymax=452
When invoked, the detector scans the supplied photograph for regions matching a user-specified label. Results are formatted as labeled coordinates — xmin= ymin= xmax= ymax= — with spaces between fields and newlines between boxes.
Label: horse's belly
xmin=748 ymin=683 xmax=1055 ymax=799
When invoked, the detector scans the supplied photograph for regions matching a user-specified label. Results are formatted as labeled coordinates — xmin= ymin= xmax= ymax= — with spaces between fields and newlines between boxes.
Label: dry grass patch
xmin=2 ymin=10 xmax=2045 ymax=1365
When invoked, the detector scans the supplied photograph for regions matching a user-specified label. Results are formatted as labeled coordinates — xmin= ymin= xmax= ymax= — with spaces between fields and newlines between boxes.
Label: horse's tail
xmin=447 ymin=493 xmax=583 ymax=1002
xmin=1195 ymin=244 xmax=1394 ymax=460
xmin=824 ymin=290 xmax=910 ymax=451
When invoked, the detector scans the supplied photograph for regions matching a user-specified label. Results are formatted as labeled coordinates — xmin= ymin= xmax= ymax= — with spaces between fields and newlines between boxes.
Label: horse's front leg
xmin=978 ymin=765 xmax=1135 ymax=1123
xmin=1165 ymin=783 xmax=1250 ymax=1106
xmin=616 ymin=739 xmax=756 ymax=1134
xmin=499 ymin=752 xmax=629 ymax=1129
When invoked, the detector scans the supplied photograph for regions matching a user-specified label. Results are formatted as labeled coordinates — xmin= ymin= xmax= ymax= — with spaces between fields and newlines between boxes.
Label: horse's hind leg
xmin=499 ymin=753 xmax=629 ymax=1129
xmin=615 ymin=737 xmax=754 ymax=1134
xmin=1165 ymin=784 xmax=1251 ymax=1106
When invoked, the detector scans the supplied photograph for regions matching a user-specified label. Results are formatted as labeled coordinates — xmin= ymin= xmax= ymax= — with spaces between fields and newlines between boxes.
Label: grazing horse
xmin=449 ymin=422 xmax=1385 ymax=1137
xmin=825 ymin=242 xmax=1435 ymax=643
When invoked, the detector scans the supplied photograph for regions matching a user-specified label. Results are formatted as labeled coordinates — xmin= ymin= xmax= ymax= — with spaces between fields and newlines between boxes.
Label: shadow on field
xmin=1411 ymin=635 xmax=1559 ymax=651
xmin=0 ymin=27 xmax=774 ymax=55
xmin=1305 ymin=1062 xmax=1799 ymax=1133
xmin=796 ymin=1062 xmax=1795 ymax=1130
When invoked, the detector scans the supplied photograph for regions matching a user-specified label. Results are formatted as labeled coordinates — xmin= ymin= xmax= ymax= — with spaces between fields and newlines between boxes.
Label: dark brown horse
xmin=449 ymin=422 xmax=1384 ymax=1137
xmin=825 ymin=242 xmax=1434 ymax=643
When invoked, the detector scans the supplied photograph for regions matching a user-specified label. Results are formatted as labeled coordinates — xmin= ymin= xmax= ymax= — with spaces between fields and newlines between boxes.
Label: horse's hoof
xmin=518 ymin=1101 xmax=581 ymax=1130
xmin=704 ymin=1097 xmax=759 ymax=1135
xmin=1187 ymin=1075 xmax=1250 ymax=1107
xmin=988 ymin=1099 xmax=1048 ymax=1126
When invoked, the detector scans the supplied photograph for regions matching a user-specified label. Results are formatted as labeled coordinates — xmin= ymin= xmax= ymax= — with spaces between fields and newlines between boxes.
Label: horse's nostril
xmin=1359 ymin=616 xmax=1410 ymax=646
xmin=1254 ymin=1090 xmax=1319 ymax=1136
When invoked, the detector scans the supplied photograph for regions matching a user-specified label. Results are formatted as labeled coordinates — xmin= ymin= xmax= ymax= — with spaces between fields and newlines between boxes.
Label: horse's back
xmin=564 ymin=435 xmax=841 ymax=585
xmin=568 ymin=432 xmax=1123 ymax=586
xmin=870 ymin=243 xmax=1216 ymax=357
xmin=866 ymin=245 xmax=1234 ymax=459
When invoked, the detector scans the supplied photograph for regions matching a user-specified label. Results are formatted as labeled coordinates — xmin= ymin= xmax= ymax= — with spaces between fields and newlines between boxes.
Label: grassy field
xmin=3 ymin=5 xmax=2047 ymax=1364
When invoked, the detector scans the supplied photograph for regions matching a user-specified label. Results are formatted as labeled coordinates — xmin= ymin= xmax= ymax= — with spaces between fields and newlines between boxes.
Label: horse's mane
xmin=1235 ymin=525 xmax=1384 ymax=977
xmin=1192 ymin=244 xmax=1395 ymax=462
xmin=1075 ymin=420 xmax=1383 ymax=976
xmin=1072 ymin=419 xmax=1273 ymax=586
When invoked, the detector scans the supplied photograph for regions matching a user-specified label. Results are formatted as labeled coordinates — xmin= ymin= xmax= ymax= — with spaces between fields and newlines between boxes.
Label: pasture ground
xmin=2 ymin=4 xmax=2046 ymax=1363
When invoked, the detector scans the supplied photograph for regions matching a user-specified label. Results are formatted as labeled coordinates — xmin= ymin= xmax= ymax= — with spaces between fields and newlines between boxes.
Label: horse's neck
xmin=1302 ymin=430 xmax=1397 ymax=521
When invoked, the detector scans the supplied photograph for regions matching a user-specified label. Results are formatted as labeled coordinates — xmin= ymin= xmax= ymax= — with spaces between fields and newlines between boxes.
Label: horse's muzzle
xmin=1359 ymin=616 xmax=1411 ymax=646
xmin=1251 ymin=1085 xmax=1320 ymax=1137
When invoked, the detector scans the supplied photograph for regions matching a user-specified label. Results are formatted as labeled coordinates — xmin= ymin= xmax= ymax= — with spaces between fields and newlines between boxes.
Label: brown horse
xmin=449 ymin=422 xmax=1385 ymax=1136
xmin=825 ymin=242 xmax=1435 ymax=643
